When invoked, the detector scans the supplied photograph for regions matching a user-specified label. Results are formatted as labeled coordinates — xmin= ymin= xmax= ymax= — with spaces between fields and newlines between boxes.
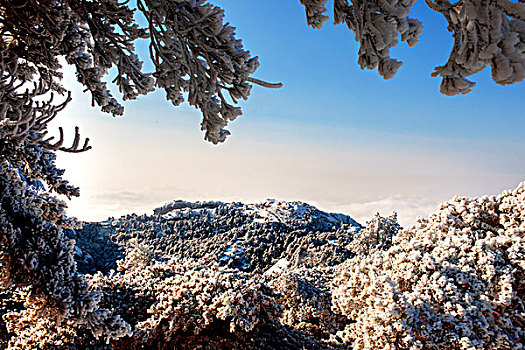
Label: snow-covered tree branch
xmin=300 ymin=0 xmax=525 ymax=93
xmin=0 ymin=0 xmax=524 ymax=348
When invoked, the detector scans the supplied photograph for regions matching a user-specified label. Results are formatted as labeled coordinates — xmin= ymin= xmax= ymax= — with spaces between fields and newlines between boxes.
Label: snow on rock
xmin=154 ymin=198 xmax=360 ymax=228
xmin=153 ymin=200 xmax=222 ymax=215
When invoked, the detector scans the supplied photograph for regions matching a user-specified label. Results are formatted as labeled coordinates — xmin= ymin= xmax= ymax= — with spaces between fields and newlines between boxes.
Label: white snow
xmin=264 ymin=258 xmax=290 ymax=276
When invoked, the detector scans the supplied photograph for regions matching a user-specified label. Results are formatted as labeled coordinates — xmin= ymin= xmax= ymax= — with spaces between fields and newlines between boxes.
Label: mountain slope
xmin=4 ymin=184 xmax=523 ymax=350
xmin=73 ymin=199 xmax=362 ymax=274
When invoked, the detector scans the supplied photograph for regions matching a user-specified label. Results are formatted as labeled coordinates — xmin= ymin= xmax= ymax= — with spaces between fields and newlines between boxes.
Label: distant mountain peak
xmin=75 ymin=199 xmax=362 ymax=275
xmin=151 ymin=199 xmax=361 ymax=229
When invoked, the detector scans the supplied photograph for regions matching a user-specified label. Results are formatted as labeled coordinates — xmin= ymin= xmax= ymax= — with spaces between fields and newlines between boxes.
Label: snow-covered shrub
xmin=0 ymin=164 xmax=130 ymax=348
xmin=135 ymin=265 xmax=278 ymax=335
xmin=3 ymin=293 xmax=128 ymax=350
xmin=101 ymin=200 xmax=360 ymax=274
xmin=267 ymin=267 xmax=348 ymax=342
xmin=0 ymin=164 xmax=81 ymax=317
xmin=85 ymin=245 xmax=284 ymax=348
xmin=332 ymin=182 xmax=525 ymax=349
xmin=4 ymin=304 xmax=78 ymax=350
xmin=348 ymin=212 xmax=401 ymax=256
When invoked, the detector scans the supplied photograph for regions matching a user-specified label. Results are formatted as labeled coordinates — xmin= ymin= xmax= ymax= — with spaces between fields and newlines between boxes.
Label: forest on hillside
xmin=2 ymin=185 xmax=524 ymax=349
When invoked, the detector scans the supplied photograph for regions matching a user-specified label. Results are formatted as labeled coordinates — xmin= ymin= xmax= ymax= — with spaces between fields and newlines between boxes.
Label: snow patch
xmin=264 ymin=258 xmax=290 ymax=276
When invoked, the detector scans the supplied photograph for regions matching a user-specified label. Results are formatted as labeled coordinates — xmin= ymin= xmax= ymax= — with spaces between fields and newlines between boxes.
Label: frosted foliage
xmin=0 ymin=165 xmax=130 ymax=349
xmin=135 ymin=265 xmax=279 ymax=336
xmin=349 ymin=212 xmax=402 ymax=255
xmin=429 ymin=0 xmax=525 ymax=95
xmin=0 ymin=67 xmax=129 ymax=344
xmin=301 ymin=0 xmax=525 ymax=92
xmin=331 ymin=182 xmax=525 ymax=349
xmin=334 ymin=0 xmax=423 ymax=79
xmin=138 ymin=0 xmax=260 ymax=144
xmin=301 ymin=0 xmax=424 ymax=79
xmin=267 ymin=268 xmax=346 ymax=341
xmin=4 ymin=302 xmax=78 ymax=350
xmin=0 ymin=55 xmax=89 ymax=197
xmin=300 ymin=0 xmax=330 ymax=29
xmin=89 ymin=247 xmax=281 ymax=345
xmin=0 ymin=164 xmax=84 ymax=315
xmin=0 ymin=0 xmax=268 ymax=145
xmin=4 ymin=290 xmax=129 ymax=350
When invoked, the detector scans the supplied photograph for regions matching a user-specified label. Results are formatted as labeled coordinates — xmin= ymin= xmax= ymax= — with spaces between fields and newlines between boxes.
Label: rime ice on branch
xmin=301 ymin=0 xmax=424 ymax=79
xmin=1 ymin=0 xmax=280 ymax=146
xmin=427 ymin=0 xmax=525 ymax=95
xmin=137 ymin=0 xmax=263 ymax=144
xmin=332 ymin=182 xmax=525 ymax=349
xmin=300 ymin=0 xmax=525 ymax=93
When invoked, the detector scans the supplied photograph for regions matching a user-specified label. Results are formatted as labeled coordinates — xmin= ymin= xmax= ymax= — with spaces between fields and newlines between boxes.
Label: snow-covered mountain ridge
xmin=23 ymin=183 xmax=523 ymax=349
xmin=74 ymin=199 xmax=362 ymax=275
xmin=153 ymin=199 xmax=360 ymax=227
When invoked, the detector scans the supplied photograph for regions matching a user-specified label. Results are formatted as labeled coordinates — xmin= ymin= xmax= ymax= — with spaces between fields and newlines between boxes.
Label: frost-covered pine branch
xmin=0 ymin=0 xmax=280 ymax=342
xmin=300 ymin=0 xmax=525 ymax=92
xmin=428 ymin=0 xmax=525 ymax=95
xmin=136 ymin=0 xmax=261 ymax=143
xmin=1 ymin=0 xmax=279 ymax=146
xmin=301 ymin=0 xmax=424 ymax=79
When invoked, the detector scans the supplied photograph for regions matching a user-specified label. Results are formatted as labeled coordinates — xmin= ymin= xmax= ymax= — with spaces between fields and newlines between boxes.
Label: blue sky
xmin=216 ymin=0 xmax=524 ymax=141
xmin=53 ymin=0 xmax=524 ymax=226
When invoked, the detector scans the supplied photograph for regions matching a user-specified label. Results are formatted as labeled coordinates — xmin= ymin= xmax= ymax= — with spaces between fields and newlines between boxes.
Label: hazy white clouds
xmin=326 ymin=196 xmax=438 ymax=227
xmin=58 ymin=116 xmax=524 ymax=225
xmin=53 ymin=65 xmax=524 ymax=227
